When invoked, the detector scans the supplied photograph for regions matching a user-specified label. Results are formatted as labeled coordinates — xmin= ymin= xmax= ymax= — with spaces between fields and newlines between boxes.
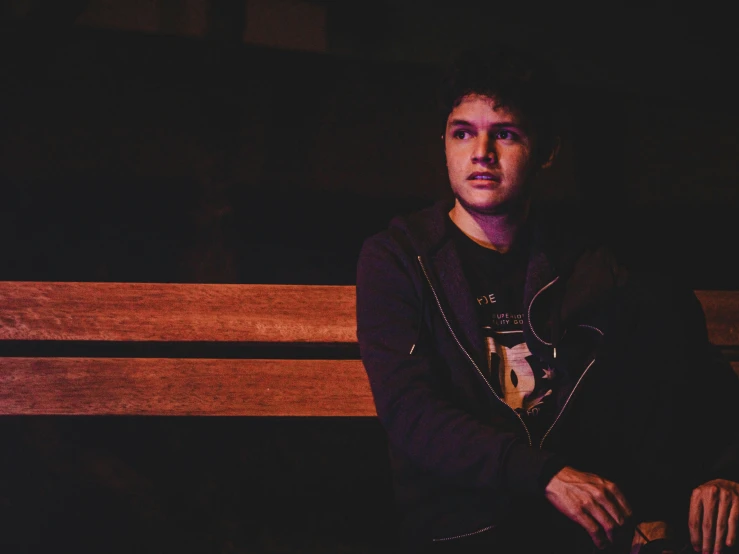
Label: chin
xmin=456 ymin=194 xmax=521 ymax=217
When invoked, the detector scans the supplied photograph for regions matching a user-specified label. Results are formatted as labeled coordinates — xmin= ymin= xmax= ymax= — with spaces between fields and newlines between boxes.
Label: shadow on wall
xmin=0 ymin=171 xmax=434 ymax=283
xmin=2 ymin=24 xmax=738 ymax=288
xmin=3 ymin=170 xmax=738 ymax=289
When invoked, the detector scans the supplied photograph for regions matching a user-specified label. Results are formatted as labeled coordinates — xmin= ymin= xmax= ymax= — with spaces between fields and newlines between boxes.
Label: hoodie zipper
xmin=418 ymin=256 xmax=605 ymax=451
xmin=539 ymin=357 xmax=596 ymax=449
xmin=432 ymin=524 xmax=496 ymax=543
xmin=526 ymin=277 xmax=559 ymax=347
xmin=529 ymin=273 xmax=604 ymax=449
xmin=417 ymin=256 xmax=532 ymax=447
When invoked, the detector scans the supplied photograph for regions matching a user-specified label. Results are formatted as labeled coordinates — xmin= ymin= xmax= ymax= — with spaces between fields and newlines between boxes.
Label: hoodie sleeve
xmin=356 ymin=232 xmax=565 ymax=498
xmin=682 ymin=289 xmax=739 ymax=487
xmin=619 ymin=279 xmax=739 ymax=527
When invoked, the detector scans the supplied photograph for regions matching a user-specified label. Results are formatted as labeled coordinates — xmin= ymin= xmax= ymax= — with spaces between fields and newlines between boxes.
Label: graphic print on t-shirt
xmin=450 ymin=218 xmax=557 ymax=432
xmin=483 ymin=319 xmax=554 ymax=416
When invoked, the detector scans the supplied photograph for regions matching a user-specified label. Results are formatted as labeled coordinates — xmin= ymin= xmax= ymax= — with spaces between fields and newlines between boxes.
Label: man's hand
xmin=689 ymin=479 xmax=739 ymax=554
xmin=545 ymin=466 xmax=633 ymax=550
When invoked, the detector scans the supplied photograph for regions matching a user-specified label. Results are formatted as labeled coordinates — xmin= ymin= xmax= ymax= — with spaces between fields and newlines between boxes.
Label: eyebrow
xmin=447 ymin=119 xmax=524 ymax=130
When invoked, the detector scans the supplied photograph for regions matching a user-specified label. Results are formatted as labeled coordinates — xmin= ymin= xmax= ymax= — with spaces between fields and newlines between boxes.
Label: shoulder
xmin=530 ymin=209 xmax=627 ymax=288
xmin=358 ymin=199 xmax=452 ymax=265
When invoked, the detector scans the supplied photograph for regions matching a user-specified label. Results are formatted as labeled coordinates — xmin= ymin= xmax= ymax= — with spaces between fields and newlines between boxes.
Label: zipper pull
xmin=553 ymin=346 xmax=557 ymax=359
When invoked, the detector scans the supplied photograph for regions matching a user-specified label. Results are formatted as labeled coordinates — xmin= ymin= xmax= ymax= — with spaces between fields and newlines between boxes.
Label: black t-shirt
xmin=450 ymin=219 xmax=559 ymax=442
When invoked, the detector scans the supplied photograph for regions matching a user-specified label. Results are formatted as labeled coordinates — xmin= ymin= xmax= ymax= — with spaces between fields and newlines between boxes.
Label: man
xmin=355 ymin=44 xmax=739 ymax=554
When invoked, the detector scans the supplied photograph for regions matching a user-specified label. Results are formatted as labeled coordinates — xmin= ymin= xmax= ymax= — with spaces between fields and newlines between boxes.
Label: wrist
xmin=538 ymin=457 xmax=568 ymax=494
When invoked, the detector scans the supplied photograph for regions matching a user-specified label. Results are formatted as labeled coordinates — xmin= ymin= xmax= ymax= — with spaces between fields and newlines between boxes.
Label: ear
xmin=540 ymin=136 xmax=561 ymax=169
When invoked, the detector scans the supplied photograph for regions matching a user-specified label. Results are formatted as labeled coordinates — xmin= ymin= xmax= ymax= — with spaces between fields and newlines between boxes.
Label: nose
xmin=471 ymin=135 xmax=497 ymax=165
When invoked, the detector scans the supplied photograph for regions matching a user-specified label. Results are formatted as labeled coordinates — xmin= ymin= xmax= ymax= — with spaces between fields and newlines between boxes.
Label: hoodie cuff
xmin=537 ymin=454 xmax=568 ymax=493
xmin=504 ymin=441 xmax=567 ymax=497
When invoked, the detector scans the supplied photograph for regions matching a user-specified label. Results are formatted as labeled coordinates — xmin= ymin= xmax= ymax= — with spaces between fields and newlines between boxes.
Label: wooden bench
xmin=0 ymin=282 xmax=737 ymax=415
xmin=0 ymin=282 xmax=371 ymax=416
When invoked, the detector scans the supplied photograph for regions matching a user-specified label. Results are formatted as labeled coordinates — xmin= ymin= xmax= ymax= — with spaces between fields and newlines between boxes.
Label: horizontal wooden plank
xmin=695 ymin=290 xmax=739 ymax=346
xmin=1 ymin=283 xmax=736 ymax=345
xmin=0 ymin=358 xmax=376 ymax=416
xmin=0 ymin=357 xmax=734 ymax=417
xmin=0 ymin=282 xmax=356 ymax=343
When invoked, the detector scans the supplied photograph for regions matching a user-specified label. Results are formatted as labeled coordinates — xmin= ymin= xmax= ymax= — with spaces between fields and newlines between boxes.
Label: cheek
xmin=503 ymin=149 xmax=535 ymax=177
xmin=448 ymin=161 xmax=467 ymax=182
xmin=445 ymin=146 xmax=466 ymax=172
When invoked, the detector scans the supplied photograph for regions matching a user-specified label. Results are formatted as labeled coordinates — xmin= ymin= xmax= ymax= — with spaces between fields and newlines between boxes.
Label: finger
xmin=703 ymin=489 xmax=719 ymax=554
xmin=586 ymin=501 xmax=621 ymax=545
xmin=604 ymin=482 xmax=633 ymax=522
xmin=598 ymin=486 xmax=628 ymax=527
xmin=578 ymin=510 xmax=609 ymax=550
xmin=727 ymin=499 xmax=738 ymax=549
xmin=714 ymin=490 xmax=731 ymax=554
xmin=690 ymin=493 xmax=704 ymax=551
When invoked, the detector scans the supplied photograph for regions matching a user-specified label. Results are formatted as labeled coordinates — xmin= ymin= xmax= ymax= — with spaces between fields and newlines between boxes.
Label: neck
xmin=449 ymin=201 xmax=529 ymax=253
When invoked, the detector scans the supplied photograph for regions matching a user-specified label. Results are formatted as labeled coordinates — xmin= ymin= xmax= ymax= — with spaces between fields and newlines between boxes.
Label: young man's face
xmin=444 ymin=94 xmax=540 ymax=217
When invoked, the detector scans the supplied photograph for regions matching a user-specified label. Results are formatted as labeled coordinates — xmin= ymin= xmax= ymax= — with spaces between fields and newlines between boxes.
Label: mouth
xmin=467 ymin=172 xmax=501 ymax=183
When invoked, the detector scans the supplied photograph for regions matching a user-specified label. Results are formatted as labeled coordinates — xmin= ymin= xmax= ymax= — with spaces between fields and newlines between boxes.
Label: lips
xmin=467 ymin=172 xmax=501 ymax=182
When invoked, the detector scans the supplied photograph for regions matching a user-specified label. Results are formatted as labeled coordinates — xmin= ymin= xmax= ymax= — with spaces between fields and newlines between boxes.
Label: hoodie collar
xmin=389 ymin=199 xmax=584 ymax=299
xmin=389 ymin=199 xmax=595 ymax=364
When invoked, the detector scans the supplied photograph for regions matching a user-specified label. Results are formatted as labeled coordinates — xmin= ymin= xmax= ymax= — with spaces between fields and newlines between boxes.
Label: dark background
xmin=1 ymin=1 xmax=738 ymax=552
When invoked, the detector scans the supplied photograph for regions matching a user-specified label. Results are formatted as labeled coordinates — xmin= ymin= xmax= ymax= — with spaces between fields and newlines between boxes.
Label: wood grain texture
xmin=0 ymin=358 xmax=375 ymax=416
xmin=0 ymin=282 xmax=356 ymax=343
xmin=1 ymin=283 xmax=736 ymax=346
xmin=695 ymin=290 xmax=739 ymax=346
xmin=0 ymin=357 xmax=732 ymax=416
xmin=0 ymin=283 xmax=735 ymax=418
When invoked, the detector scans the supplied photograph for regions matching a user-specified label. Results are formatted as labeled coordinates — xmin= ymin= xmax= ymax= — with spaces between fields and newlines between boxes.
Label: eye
xmin=452 ymin=129 xmax=472 ymax=139
xmin=495 ymin=129 xmax=517 ymax=140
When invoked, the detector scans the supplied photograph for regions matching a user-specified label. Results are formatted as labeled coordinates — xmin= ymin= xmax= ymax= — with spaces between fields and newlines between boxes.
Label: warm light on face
xmin=444 ymin=94 xmax=537 ymax=217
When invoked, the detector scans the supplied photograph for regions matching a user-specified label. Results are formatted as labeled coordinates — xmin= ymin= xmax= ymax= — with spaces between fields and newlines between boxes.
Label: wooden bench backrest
xmin=0 ymin=282 xmax=367 ymax=416
xmin=0 ymin=283 xmax=737 ymax=416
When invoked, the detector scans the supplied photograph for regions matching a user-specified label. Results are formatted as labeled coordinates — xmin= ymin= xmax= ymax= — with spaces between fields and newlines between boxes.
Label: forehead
xmin=446 ymin=94 xmax=523 ymax=126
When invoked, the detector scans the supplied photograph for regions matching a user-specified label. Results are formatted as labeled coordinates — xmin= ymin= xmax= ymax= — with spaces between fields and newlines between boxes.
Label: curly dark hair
xmin=438 ymin=43 xmax=561 ymax=165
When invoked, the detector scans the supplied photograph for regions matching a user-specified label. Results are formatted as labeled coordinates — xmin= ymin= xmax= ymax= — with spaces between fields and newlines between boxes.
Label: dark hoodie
xmin=356 ymin=200 xmax=739 ymax=549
